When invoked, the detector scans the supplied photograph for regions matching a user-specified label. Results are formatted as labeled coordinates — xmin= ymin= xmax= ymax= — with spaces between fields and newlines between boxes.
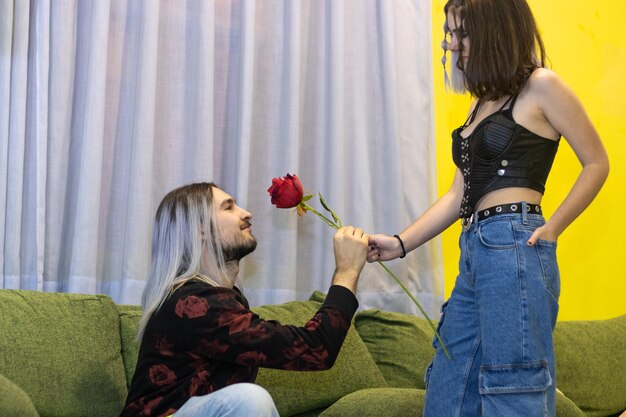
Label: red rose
xmin=175 ymin=295 xmax=209 ymax=319
xmin=149 ymin=364 xmax=177 ymax=386
xmin=267 ymin=174 xmax=304 ymax=208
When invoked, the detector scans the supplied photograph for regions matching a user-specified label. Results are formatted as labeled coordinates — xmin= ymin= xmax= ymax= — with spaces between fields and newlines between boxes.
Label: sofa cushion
xmin=116 ymin=304 xmax=143 ymax=388
xmin=315 ymin=387 xmax=583 ymax=417
xmin=0 ymin=373 xmax=39 ymax=417
xmin=554 ymin=314 xmax=626 ymax=417
xmin=0 ymin=290 xmax=128 ymax=417
xmin=253 ymin=297 xmax=388 ymax=417
xmin=354 ymin=309 xmax=435 ymax=389
xmin=318 ymin=388 xmax=425 ymax=417
xmin=556 ymin=388 xmax=586 ymax=417
xmin=291 ymin=409 xmax=325 ymax=417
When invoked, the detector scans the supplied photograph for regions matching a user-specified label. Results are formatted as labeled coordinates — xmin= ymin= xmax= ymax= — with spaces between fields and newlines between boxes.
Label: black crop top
xmin=452 ymin=95 xmax=560 ymax=219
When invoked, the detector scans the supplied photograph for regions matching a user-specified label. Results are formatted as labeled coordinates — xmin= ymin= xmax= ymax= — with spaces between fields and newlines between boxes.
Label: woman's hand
xmin=367 ymin=234 xmax=403 ymax=262
xmin=526 ymin=224 xmax=558 ymax=246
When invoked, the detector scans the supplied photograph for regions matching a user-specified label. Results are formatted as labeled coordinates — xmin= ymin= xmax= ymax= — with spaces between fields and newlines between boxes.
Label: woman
xmin=367 ymin=0 xmax=609 ymax=415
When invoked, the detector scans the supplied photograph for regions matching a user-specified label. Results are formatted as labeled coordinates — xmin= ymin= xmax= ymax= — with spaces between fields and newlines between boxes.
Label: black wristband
xmin=393 ymin=235 xmax=406 ymax=259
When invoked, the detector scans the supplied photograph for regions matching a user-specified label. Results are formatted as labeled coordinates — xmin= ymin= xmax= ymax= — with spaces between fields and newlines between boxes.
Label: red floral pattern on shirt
xmin=175 ymin=295 xmax=209 ymax=319
xmin=149 ymin=364 xmax=176 ymax=386
xmin=120 ymin=282 xmax=357 ymax=417
xmin=153 ymin=337 xmax=174 ymax=357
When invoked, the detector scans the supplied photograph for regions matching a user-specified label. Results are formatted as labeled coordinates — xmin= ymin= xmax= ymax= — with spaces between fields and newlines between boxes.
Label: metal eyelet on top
xmin=495 ymin=206 xmax=502 ymax=213
xmin=510 ymin=204 xmax=518 ymax=211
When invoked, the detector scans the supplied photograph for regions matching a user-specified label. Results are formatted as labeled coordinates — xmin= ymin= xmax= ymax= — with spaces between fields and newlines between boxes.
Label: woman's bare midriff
xmin=475 ymin=187 xmax=543 ymax=212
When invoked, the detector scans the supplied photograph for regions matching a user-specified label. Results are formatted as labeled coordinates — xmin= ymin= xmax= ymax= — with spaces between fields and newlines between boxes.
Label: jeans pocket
xmin=478 ymin=220 xmax=515 ymax=250
xmin=536 ymin=243 xmax=560 ymax=301
xmin=478 ymin=360 xmax=552 ymax=395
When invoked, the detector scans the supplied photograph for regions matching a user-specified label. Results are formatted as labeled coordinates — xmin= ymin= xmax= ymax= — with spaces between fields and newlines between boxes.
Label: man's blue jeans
xmin=424 ymin=210 xmax=560 ymax=416
xmin=173 ymin=383 xmax=279 ymax=417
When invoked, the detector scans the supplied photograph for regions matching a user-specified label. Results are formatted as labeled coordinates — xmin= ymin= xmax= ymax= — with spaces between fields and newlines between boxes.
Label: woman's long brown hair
xmin=445 ymin=0 xmax=547 ymax=100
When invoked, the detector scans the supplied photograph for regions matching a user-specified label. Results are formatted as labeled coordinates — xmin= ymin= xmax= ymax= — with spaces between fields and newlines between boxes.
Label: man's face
xmin=212 ymin=187 xmax=257 ymax=261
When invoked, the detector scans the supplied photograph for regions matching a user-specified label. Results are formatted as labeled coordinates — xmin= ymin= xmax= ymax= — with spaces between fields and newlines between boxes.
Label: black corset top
xmin=452 ymin=95 xmax=560 ymax=219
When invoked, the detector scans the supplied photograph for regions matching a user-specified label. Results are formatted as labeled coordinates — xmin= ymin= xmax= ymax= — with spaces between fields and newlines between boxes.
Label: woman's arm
xmin=526 ymin=69 xmax=609 ymax=244
xmin=367 ymin=168 xmax=463 ymax=261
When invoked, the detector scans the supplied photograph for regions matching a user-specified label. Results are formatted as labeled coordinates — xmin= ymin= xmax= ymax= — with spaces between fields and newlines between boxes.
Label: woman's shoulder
xmin=525 ymin=68 xmax=569 ymax=97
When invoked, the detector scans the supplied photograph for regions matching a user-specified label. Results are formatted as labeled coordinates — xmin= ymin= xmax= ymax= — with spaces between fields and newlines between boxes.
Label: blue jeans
xmin=424 ymin=209 xmax=560 ymax=416
xmin=173 ymin=383 xmax=279 ymax=417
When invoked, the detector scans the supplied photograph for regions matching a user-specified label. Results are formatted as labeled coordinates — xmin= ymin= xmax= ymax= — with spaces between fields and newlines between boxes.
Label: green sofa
xmin=0 ymin=289 xmax=624 ymax=417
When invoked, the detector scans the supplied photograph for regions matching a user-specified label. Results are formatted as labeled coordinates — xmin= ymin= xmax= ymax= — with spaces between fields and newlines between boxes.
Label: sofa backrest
xmin=553 ymin=314 xmax=626 ymax=417
xmin=116 ymin=304 xmax=143 ymax=388
xmin=354 ymin=308 xmax=435 ymax=390
xmin=0 ymin=290 xmax=128 ymax=417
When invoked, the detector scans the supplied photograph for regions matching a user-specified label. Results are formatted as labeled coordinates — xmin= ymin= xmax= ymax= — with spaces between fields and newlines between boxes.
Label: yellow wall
xmin=432 ymin=0 xmax=626 ymax=320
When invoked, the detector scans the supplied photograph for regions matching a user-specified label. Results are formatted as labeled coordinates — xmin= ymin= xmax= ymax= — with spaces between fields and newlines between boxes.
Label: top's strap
xmin=463 ymin=100 xmax=482 ymax=127
xmin=498 ymin=94 xmax=517 ymax=111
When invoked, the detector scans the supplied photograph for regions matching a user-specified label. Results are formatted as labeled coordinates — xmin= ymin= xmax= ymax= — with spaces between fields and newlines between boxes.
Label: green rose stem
xmin=376 ymin=261 xmax=451 ymax=360
xmin=299 ymin=202 xmax=340 ymax=230
xmin=297 ymin=200 xmax=451 ymax=360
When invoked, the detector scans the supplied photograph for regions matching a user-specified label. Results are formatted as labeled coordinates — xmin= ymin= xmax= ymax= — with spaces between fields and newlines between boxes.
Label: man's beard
xmin=221 ymin=233 xmax=257 ymax=262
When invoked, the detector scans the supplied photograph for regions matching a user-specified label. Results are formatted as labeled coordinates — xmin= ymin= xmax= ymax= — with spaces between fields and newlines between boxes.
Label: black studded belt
xmin=461 ymin=202 xmax=542 ymax=230
xmin=476 ymin=202 xmax=542 ymax=221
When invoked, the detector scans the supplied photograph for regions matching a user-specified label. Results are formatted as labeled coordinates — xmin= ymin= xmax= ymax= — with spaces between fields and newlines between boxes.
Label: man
xmin=120 ymin=182 xmax=369 ymax=417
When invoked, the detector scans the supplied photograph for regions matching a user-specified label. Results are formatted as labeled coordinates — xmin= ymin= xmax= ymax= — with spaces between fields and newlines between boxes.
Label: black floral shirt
xmin=120 ymin=281 xmax=358 ymax=417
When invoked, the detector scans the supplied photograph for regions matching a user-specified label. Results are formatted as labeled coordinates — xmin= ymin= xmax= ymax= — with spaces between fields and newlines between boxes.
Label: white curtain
xmin=0 ymin=0 xmax=443 ymax=317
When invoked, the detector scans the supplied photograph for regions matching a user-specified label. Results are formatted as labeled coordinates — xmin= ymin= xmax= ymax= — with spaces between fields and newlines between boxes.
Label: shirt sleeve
xmin=168 ymin=284 xmax=358 ymax=371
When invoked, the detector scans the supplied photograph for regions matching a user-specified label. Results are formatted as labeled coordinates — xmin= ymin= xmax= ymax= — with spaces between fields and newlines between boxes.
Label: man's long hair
xmin=138 ymin=182 xmax=230 ymax=339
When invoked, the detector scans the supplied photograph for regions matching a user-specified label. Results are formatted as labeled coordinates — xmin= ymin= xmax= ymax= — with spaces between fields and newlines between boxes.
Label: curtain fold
xmin=0 ymin=0 xmax=443 ymax=316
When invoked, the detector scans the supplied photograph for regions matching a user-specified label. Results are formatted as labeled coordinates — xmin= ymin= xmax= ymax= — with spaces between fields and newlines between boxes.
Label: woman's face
xmin=446 ymin=11 xmax=469 ymax=64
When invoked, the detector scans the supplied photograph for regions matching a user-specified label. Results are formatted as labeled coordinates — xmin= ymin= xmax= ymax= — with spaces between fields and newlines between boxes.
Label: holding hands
xmin=367 ymin=234 xmax=404 ymax=262
xmin=331 ymin=226 xmax=370 ymax=293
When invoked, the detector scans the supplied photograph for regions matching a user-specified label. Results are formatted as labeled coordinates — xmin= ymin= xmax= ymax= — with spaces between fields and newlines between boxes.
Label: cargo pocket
xmin=479 ymin=360 xmax=551 ymax=395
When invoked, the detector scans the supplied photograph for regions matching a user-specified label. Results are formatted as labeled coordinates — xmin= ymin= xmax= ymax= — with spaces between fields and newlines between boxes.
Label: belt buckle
xmin=461 ymin=214 xmax=474 ymax=231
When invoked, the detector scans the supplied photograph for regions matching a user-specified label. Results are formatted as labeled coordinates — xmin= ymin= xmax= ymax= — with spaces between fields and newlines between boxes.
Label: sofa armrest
xmin=0 ymin=374 xmax=39 ymax=417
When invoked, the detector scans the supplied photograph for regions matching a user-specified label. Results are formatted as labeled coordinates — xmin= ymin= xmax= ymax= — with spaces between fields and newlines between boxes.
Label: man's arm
xmin=173 ymin=226 xmax=368 ymax=371
xmin=172 ymin=284 xmax=356 ymax=371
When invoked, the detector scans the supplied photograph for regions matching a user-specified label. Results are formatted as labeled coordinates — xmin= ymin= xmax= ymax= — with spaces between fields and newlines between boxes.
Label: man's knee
xmin=230 ymin=383 xmax=278 ymax=416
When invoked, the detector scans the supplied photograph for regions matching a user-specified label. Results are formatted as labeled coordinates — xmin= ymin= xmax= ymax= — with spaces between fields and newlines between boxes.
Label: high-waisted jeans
xmin=424 ymin=209 xmax=560 ymax=417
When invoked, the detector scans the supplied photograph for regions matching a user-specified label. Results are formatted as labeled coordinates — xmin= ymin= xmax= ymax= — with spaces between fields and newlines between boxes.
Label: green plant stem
xmin=376 ymin=261 xmax=451 ymax=360
xmin=302 ymin=199 xmax=451 ymax=359
xmin=301 ymin=203 xmax=340 ymax=230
